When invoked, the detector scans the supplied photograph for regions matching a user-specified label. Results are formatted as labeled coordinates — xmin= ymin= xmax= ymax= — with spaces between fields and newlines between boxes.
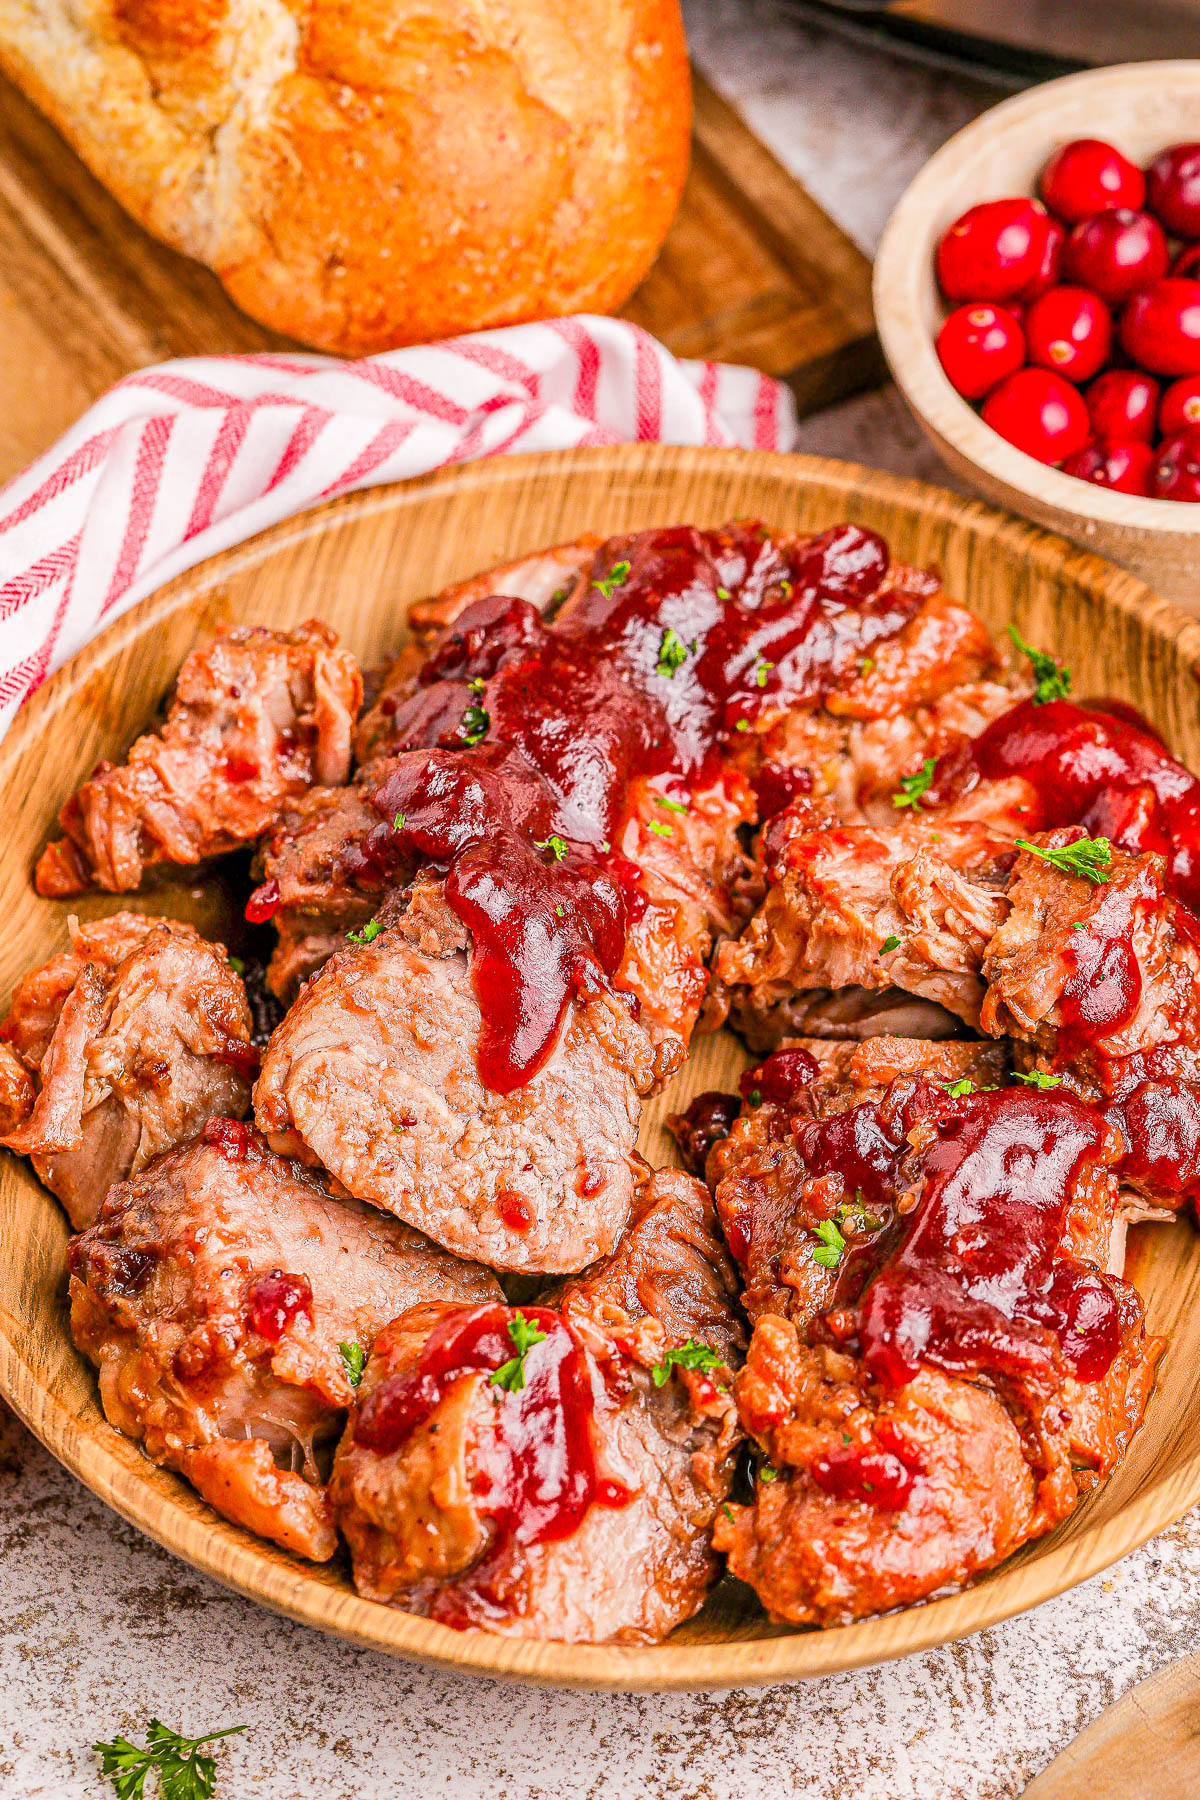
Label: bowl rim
xmin=6 ymin=441 xmax=1200 ymax=1691
xmin=874 ymin=59 xmax=1200 ymax=533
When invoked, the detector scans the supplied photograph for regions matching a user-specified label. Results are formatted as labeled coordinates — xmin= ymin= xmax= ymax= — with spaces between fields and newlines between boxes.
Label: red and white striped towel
xmin=0 ymin=316 xmax=797 ymax=738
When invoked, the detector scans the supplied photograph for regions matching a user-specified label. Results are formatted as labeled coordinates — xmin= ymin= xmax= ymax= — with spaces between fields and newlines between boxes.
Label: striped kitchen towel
xmin=0 ymin=316 xmax=797 ymax=738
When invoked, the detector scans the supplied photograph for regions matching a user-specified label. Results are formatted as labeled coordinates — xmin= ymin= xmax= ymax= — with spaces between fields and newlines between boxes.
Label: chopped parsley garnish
xmin=735 ymin=718 xmax=750 ymax=733
xmin=95 ymin=1720 xmax=246 ymax=1800
xmin=1008 ymin=624 xmax=1072 ymax=705
xmin=651 ymin=1339 xmax=723 ymax=1388
xmin=489 ymin=1312 xmax=548 ymax=1394
xmin=838 ymin=1196 xmax=883 ymax=1233
xmin=550 ymin=584 xmax=571 ymax=606
xmin=779 ymin=579 xmax=793 ymax=599
xmin=227 ymin=955 xmax=245 ymax=976
xmin=810 ymin=1218 xmax=846 ymax=1271
xmin=655 ymin=626 xmax=690 ymax=677
xmin=1071 ymin=920 xmax=1085 ymax=931
xmin=1014 ymin=1069 xmax=1063 ymax=1089
xmin=554 ymin=904 xmax=565 ymax=918
xmin=1015 ymin=836 xmax=1112 ymax=884
xmin=892 ymin=758 xmax=936 ymax=810
xmin=858 ymin=655 xmax=875 ymax=676
xmin=460 ymin=699 xmax=490 ymax=745
xmin=942 ymin=1078 xmax=975 ymax=1097
xmin=393 ymin=810 xmax=405 ymax=832
xmin=468 ymin=675 xmax=486 ymax=694
xmin=339 ymin=1342 xmax=366 ymax=1387
xmin=717 ymin=586 xmax=732 ymax=600
xmin=654 ymin=795 xmax=689 ymax=814
xmin=594 ymin=559 xmax=632 ymax=600
xmin=757 ymin=1461 xmax=778 ymax=1484
xmin=535 ymin=834 xmax=569 ymax=862
xmin=754 ymin=657 xmax=774 ymax=689
xmin=649 ymin=819 xmax=673 ymax=838
xmin=746 ymin=1087 xmax=762 ymax=1107
xmin=721 ymin=1502 xmax=736 ymax=1523
xmin=880 ymin=934 xmax=902 ymax=954
xmin=346 ymin=918 xmax=382 ymax=945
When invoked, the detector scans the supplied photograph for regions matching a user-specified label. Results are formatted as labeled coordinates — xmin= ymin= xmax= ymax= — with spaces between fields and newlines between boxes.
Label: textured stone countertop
xmin=4 ymin=5 xmax=1198 ymax=1796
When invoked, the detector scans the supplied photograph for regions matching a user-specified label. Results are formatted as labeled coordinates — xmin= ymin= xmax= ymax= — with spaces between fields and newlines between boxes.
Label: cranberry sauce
xmin=668 ymin=1090 xmax=741 ymax=1176
xmin=1113 ymin=1077 xmax=1200 ymax=1204
xmin=360 ymin=746 xmax=629 ymax=1091
xmin=950 ymin=695 xmax=1200 ymax=911
xmin=334 ymin=523 xmax=924 ymax=1092
xmin=246 ymin=1269 xmax=314 ymax=1342
xmin=802 ymin=1084 xmax=1128 ymax=1394
xmin=355 ymin=1304 xmax=629 ymax=1550
xmin=1055 ymin=857 xmax=1155 ymax=1056
xmin=810 ymin=1420 xmax=926 ymax=1511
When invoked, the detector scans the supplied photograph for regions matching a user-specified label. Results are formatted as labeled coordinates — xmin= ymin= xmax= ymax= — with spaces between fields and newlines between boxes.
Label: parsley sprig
xmin=594 ymin=559 xmax=631 ymax=600
xmin=490 ymin=1312 xmax=548 ymax=1394
xmin=1015 ymin=836 xmax=1112 ymax=884
xmin=346 ymin=918 xmax=382 ymax=945
xmin=892 ymin=758 xmax=936 ymax=811
xmin=942 ymin=1077 xmax=975 ymax=1098
xmin=95 ymin=1720 xmax=246 ymax=1800
xmin=1008 ymin=624 xmax=1072 ymax=705
xmin=651 ymin=1339 xmax=724 ymax=1387
xmin=534 ymin=835 xmax=568 ymax=862
xmin=655 ymin=627 xmax=690 ymax=678
xmin=1014 ymin=1069 xmax=1063 ymax=1089
xmin=339 ymin=1341 xmax=366 ymax=1387
xmin=810 ymin=1218 xmax=846 ymax=1271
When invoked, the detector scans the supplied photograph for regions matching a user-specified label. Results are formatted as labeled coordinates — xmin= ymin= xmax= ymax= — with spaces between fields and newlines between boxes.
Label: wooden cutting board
xmin=0 ymin=68 xmax=882 ymax=484
xmin=1022 ymin=1653 xmax=1200 ymax=1799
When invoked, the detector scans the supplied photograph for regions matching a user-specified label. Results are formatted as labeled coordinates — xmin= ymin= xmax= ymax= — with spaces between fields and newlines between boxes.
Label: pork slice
xmin=1 ymin=914 xmax=254 ymax=1228
xmin=329 ymin=1170 xmax=744 ymax=1642
xmin=709 ymin=1037 xmax=1010 ymax=1325
xmin=549 ymin=1165 xmax=746 ymax=1367
xmin=36 ymin=621 xmax=362 ymax=896
xmin=724 ymin=983 xmax=969 ymax=1053
xmin=714 ymin=1325 xmax=1051 ymax=1626
xmin=716 ymin=818 xmax=1011 ymax=1038
xmin=67 ymin=1127 xmax=499 ymax=1562
xmin=254 ymin=881 xmax=660 ymax=1273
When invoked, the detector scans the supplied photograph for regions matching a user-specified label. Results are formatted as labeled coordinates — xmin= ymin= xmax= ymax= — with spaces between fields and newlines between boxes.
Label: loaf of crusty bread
xmin=0 ymin=1 xmax=691 ymax=354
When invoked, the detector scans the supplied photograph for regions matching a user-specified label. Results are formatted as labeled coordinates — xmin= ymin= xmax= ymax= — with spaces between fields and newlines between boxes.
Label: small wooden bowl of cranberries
xmin=875 ymin=62 xmax=1200 ymax=608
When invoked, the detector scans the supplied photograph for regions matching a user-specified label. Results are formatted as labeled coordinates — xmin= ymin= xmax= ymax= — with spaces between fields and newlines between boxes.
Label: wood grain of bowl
xmin=4 ymin=445 xmax=1200 ymax=1690
xmin=874 ymin=62 xmax=1200 ymax=610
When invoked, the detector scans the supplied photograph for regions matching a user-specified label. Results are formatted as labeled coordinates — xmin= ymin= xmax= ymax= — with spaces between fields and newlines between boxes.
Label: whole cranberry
xmin=981 ymin=367 xmax=1092 ymax=463
xmin=1174 ymin=243 xmax=1200 ymax=280
xmin=936 ymin=302 xmax=1026 ymax=400
xmin=1085 ymin=368 xmax=1160 ymax=443
xmin=1025 ymin=285 xmax=1113 ymax=383
xmin=1154 ymin=427 xmax=1200 ymax=500
xmin=1021 ymin=214 xmax=1065 ymax=300
xmin=1146 ymin=143 xmax=1200 ymax=238
xmin=1120 ymin=279 xmax=1200 ymax=376
xmin=1160 ymin=374 xmax=1200 ymax=434
xmin=1061 ymin=439 xmax=1156 ymax=495
xmin=1062 ymin=208 xmax=1169 ymax=305
xmin=1039 ymin=138 xmax=1146 ymax=222
xmin=936 ymin=198 xmax=1056 ymax=304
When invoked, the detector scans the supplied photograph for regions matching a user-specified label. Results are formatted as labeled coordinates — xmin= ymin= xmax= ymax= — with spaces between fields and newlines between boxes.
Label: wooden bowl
xmin=874 ymin=62 xmax=1200 ymax=610
xmin=4 ymin=444 xmax=1200 ymax=1691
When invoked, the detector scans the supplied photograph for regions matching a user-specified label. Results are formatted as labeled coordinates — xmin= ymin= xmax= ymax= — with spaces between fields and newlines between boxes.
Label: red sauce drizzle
xmin=355 ymin=1304 xmax=629 ymax=1557
xmin=799 ymin=1084 xmax=1130 ymax=1396
xmin=244 ymin=876 xmax=281 ymax=923
xmin=246 ymin=1269 xmax=314 ymax=1342
xmin=950 ymin=696 xmax=1200 ymax=911
xmin=324 ymin=523 xmax=928 ymax=1091
xmin=667 ymin=1090 xmax=741 ymax=1177
xmin=202 ymin=1117 xmax=256 ymax=1161
xmin=811 ymin=1421 xmax=925 ymax=1511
